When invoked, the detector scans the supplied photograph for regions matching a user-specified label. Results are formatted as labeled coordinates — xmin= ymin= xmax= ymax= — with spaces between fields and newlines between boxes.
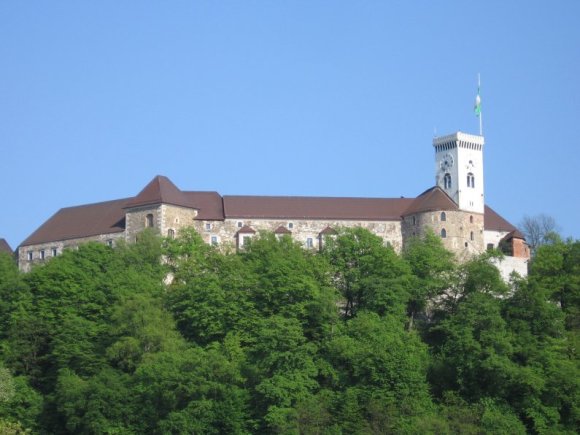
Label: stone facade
xmin=402 ymin=210 xmax=485 ymax=261
xmin=18 ymin=232 xmax=125 ymax=272
xmin=192 ymin=218 xmax=403 ymax=252
xmin=17 ymin=131 xmax=531 ymax=278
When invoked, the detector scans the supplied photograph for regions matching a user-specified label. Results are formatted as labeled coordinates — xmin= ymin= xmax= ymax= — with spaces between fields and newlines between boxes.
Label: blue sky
xmin=1 ymin=1 xmax=579 ymax=249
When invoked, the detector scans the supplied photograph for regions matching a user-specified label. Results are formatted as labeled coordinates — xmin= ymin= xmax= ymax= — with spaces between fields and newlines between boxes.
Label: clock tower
xmin=433 ymin=132 xmax=485 ymax=214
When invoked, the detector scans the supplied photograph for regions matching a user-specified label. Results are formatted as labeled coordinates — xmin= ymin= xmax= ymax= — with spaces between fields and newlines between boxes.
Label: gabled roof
xmin=237 ymin=225 xmax=256 ymax=235
xmin=223 ymin=195 xmax=414 ymax=221
xmin=402 ymin=186 xmax=458 ymax=216
xmin=0 ymin=239 xmax=12 ymax=255
xmin=274 ymin=226 xmax=291 ymax=234
xmin=500 ymin=229 xmax=526 ymax=243
xmin=124 ymin=175 xmax=191 ymax=209
xmin=20 ymin=198 xmax=128 ymax=247
xmin=484 ymin=205 xmax=518 ymax=233
xmin=319 ymin=226 xmax=338 ymax=236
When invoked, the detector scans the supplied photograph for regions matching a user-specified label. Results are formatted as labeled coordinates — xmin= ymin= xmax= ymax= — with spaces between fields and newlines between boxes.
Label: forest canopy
xmin=0 ymin=228 xmax=578 ymax=434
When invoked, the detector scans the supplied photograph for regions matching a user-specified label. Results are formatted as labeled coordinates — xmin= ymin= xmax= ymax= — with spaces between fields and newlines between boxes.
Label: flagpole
xmin=478 ymin=73 xmax=483 ymax=136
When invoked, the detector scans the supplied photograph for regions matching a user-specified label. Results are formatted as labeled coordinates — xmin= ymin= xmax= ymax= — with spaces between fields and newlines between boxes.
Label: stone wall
xmin=192 ymin=218 xmax=404 ymax=252
xmin=401 ymin=210 xmax=485 ymax=261
xmin=491 ymin=255 xmax=529 ymax=282
xmin=125 ymin=205 xmax=162 ymax=242
xmin=161 ymin=205 xmax=199 ymax=238
xmin=18 ymin=232 xmax=125 ymax=272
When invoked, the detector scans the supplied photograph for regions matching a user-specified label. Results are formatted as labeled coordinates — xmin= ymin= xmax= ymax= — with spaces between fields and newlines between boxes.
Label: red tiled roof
xmin=319 ymin=226 xmax=337 ymax=236
xmin=403 ymin=186 xmax=458 ymax=216
xmin=223 ymin=195 xmax=414 ymax=221
xmin=274 ymin=226 xmax=292 ymax=234
xmin=0 ymin=239 xmax=12 ymax=255
xmin=19 ymin=176 xmax=524 ymax=248
xmin=237 ymin=225 xmax=256 ymax=234
xmin=20 ymin=198 xmax=129 ymax=247
xmin=182 ymin=191 xmax=224 ymax=220
xmin=500 ymin=229 xmax=526 ymax=242
xmin=484 ymin=205 xmax=518 ymax=233
xmin=125 ymin=176 xmax=191 ymax=209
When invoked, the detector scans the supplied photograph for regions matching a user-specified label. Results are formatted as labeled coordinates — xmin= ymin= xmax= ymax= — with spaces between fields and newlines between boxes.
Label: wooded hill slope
xmin=0 ymin=228 xmax=578 ymax=434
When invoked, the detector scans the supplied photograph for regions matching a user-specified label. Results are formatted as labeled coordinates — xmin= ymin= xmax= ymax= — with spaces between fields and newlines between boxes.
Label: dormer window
xmin=146 ymin=214 xmax=154 ymax=228
xmin=444 ymin=173 xmax=452 ymax=189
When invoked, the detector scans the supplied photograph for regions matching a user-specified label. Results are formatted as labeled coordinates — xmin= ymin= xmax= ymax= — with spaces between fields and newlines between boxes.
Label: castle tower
xmin=433 ymin=132 xmax=484 ymax=214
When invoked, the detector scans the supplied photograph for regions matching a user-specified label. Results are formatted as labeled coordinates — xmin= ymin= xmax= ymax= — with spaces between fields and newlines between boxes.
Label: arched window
xmin=146 ymin=213 xmax=154 ymax=228
xmin=444 ymin=173 xmax=452 ymax=189
xmin=440 ymin=228 xmax=447 ymax=238
xmin=440 ymin=212 xmax=446 ymax=222
xmin=467 ymin=172 xmax=475 ymax=188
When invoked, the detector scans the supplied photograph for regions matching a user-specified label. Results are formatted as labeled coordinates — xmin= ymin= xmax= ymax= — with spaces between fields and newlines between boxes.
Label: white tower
xmin=433 ymin=132 xmax=485 ymax=214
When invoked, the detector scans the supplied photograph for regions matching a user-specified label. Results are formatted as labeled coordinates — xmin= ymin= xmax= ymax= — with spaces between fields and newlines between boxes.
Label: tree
xmin=403 ymin=230 xmax=456 ymax=330
xmin=323 ymin=227 xmax=412 ymax=320
xmin=519 ymin=214 xmax=559 ymax=254
xmin=324 ymin=312 xmax=436 ymax=432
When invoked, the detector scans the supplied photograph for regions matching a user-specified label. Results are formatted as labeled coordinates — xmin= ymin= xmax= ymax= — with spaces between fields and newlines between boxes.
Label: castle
xmin=17 ymin=131 xmax=530 ymax=278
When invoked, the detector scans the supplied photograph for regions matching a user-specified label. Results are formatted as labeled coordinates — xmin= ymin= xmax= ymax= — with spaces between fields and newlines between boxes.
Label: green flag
xmin=474 ymin=88 xmax=481 ymax=117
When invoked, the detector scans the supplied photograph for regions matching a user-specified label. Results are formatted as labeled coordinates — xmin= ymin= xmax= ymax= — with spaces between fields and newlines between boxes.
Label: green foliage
xmin=403 ymin=230 xmax=455 ymax=330
xmin=0 ymin=227 xmax=578 ymax=433
xmin=324 ymin=227 xmax=412 ymax=319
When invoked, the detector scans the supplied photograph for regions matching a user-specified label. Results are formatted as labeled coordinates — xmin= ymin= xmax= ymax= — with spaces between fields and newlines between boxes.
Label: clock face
xmin=440 ymin=153 xmax=454 ymax=170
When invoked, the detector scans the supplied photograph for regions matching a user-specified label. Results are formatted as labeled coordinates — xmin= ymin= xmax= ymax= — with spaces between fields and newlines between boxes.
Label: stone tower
xmin=433 ymin=132 xmax=484 ymax=214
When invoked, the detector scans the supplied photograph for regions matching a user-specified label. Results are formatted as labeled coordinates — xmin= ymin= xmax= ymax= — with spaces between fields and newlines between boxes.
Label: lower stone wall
xmin=18 ymin=232 xmax=125 ymax=272
xmin=491 ymin=255 xmax=529 ymax=282
xmin=192 ymin=218 xmax=404 ymax=252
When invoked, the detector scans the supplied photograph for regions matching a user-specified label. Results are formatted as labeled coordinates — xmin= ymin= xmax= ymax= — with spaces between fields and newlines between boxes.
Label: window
xmin=242 ymin=236 xmax=251 ymax=247
xmin=27 ymin=251 xmax=33 ymax=261
xmin=444 ymin=173 xmax=452 ymax=189
xmin=146 ymin=214 xmax=154 ymax=228
xmin=288 ymin=222 xmax=294 ymax=229
xmin=237 ymin=221 xmax=243 ymax=228
xmin=205 ymin=223 xmax=212 ymax=231
xmin=467 ymin=172 xmax=475 ymax=188
xmin=470 ymin=231 xmax=474 ymax=241
xmin=167 ymin=229 xmax=175 ymax=239
xmin=487 ymin=243 xmax=494 ymax=251
xmin=210 ymin=235 xmax=219 ymax=246
xmin=412 ymin=216 xmax=416 ymax=225
xmin=440 ymin=228 xmax=447 ymax=238
xmin=52 ymin=247 xmax=58 ymax=256
xmin=40 ymin=250 xmax=45 ymax=260
xmin=306 ymin=238 xmax=314 ymax=249
xmin=440 ymin=212 xmax=446 ymax=222
xmin=470 ymin=215 xmax=474 ymax=224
